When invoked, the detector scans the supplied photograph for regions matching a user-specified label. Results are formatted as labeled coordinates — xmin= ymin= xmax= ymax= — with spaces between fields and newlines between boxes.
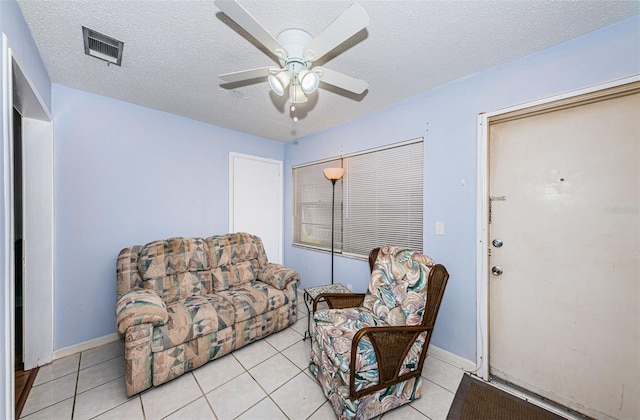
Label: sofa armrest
xmin=257 ymin=263 xmax=300 ymax=290
xmin=116 ymin=289 xmax=168 ymax=334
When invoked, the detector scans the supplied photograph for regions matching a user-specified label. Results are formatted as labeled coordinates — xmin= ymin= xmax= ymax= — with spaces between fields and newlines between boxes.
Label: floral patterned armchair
xmin=309 ymin=246 xmax=449 ymax=420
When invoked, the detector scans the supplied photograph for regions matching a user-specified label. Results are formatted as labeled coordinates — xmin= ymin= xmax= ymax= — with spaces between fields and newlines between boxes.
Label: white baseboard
xmin=53 ymin=332 xmax=121 ymax=360
xmin=428 ymin=344 xmax=477 ymax=372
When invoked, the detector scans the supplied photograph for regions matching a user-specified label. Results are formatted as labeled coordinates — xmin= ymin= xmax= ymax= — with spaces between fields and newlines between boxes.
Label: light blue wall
xmin=0 ymin=0 xmax=51 ymax=110
xmin=0 ymin=0 xmax=51 ymax=416
xmin=283 ymin=15 xmax=640 ymax=363
xmin=53 ymin=85 xmax=285 ymax=348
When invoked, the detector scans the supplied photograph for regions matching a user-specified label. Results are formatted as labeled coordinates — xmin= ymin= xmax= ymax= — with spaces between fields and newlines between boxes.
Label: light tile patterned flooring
xmin=20 ymin=294 xmax=464 ymax=420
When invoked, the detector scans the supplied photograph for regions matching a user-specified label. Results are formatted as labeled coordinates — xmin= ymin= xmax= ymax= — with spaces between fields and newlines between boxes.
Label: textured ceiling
xmin=17 ymin=0 xmax=640 ymax=142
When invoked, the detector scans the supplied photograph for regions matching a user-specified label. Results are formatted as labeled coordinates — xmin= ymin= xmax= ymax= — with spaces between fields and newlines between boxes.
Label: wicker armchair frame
xmin=312 ymin=248 xmax=450 ymax=400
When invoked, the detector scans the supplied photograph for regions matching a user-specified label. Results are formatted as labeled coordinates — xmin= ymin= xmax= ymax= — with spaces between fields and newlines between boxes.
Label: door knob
xmin=491 ymin=266 xmax=503 ymax=276
xmin=492 ymin=239 xmax=503 ymax=247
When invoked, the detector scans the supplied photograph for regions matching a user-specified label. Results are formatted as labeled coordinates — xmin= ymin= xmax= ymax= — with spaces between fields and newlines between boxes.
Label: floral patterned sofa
xmin=115 ymin=232 xmax=300 ymax=396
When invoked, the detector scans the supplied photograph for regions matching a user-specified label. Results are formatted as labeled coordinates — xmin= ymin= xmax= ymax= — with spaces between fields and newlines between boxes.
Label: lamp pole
xmin=330 ymin=178 xmax=337 ymax=284
xmin=323 ymin=167 xmax=344 ymax=285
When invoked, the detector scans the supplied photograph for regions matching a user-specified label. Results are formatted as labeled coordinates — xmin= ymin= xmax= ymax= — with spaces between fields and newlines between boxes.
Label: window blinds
xmin=343 ymin=141 xmax=423 ymax=256
xmin=292 ymin=140 xmax=423 ymax=258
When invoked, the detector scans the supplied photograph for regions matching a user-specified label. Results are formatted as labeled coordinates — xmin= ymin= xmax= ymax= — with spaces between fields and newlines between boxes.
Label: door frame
xmin=475 ymin=74 xmax=640 ymax=381
xmin=228 ymin=152 xmax=283 ymax=263
xmin=2 ymin=33 xmax=54 ymax=418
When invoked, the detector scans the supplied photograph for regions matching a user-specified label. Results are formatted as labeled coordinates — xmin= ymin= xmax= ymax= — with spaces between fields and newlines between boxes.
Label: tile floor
xmin=20 ymin=294 xmax=465 ymax=420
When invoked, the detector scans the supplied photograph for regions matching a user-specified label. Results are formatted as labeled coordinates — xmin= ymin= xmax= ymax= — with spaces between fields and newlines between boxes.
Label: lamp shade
xmin=268 ymin=71 xmax=290 ymax=96
xmin=323 ymin=167 xmax=345 ymax=180
xmin=298 ymin=69 xmax=320 ymax=94
xmin=289 ymin=84 xmax=308 ymax=104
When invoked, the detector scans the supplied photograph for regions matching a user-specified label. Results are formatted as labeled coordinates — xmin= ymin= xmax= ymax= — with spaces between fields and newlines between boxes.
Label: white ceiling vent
xmin=82 ymin=26 xmax=123 ymax=66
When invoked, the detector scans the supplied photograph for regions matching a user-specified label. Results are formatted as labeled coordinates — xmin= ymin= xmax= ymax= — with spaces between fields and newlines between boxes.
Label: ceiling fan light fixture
xmin=289 ymin=84 xmax=308 ymax=104
xmin=268 ymin=71 xmax=290 ymax=96
xmin=298 ymin=69 xmax=320 ymax=94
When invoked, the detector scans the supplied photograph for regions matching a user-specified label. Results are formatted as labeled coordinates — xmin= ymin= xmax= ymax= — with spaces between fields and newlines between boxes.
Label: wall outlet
xmin=435 ymin=221 xmax=445 ymax=235
xmin=346 ymin=283 xmax=353 ymax=291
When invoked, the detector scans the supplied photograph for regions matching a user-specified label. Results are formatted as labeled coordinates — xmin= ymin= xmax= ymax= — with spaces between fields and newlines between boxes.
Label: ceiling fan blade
xmin=303 ymin=3 xmax=369 ymax=62
xmin=215 ymin=0 xmax=288 ymax=59
xmin=219 ymin=66 xmax=278 ymax=83
xmin=316 ymin=67 xmax=368 ymax=94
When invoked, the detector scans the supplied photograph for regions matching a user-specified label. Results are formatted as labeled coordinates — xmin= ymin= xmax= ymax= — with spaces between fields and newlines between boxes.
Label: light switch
xmin=435 ymin=221 xmax=445 ymax=235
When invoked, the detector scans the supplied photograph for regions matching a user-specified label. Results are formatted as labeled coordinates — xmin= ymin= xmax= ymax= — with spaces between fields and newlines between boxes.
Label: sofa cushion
xmin=211 ymin=259 xmax=259 ymax=291
xmin=151 ymin=294 xmax=235 ymax=352
xmin=143 ymin=271 xmax=213 ymax=303
xmin=207 ymin=233 xmax=263 ymax=266
xmin=138 ymin=238 xmax=210 ymax=302
xmin=217 ymin=282 xmax=289 ymax=323
xmin=207 ymin=233 xmax=267 ymax=291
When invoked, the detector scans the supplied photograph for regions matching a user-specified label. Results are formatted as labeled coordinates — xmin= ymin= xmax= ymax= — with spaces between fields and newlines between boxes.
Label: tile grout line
xmin=139 ymin=395 xmax=147 ymax=420
xmin=156 ymin=372 xmax=207 ymax=420
xmin=221 ymin=334 xmax=315 ymax=419
xmin=71 ymin=351 xmax=82 ymax=419
xmin=31 ymin=351 xmax=124 ymax=389
xmin=190 ymin=371 xmax=219 ymax=420
xmin=235 ymin=348 xmax=292 ymax=418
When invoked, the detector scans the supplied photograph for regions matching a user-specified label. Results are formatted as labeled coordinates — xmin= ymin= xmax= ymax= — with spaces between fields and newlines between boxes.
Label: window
xmin=293 ymin=158 xmax=343 ymax=251
xmin=292 ymin=139 xmax=423 ymax=258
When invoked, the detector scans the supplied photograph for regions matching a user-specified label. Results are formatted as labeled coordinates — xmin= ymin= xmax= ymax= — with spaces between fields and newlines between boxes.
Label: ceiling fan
xmin=215 ymin=0 xmax=370 ymax=117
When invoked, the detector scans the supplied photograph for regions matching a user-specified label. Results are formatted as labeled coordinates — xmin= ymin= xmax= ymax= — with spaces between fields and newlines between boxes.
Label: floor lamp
xmin=323 ymin=167 xmax=344 ymax=284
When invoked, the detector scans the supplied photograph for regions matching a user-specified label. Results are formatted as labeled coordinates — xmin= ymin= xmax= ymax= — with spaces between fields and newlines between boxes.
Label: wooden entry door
xmin=488 ymin=84 xmax=639 ymax=419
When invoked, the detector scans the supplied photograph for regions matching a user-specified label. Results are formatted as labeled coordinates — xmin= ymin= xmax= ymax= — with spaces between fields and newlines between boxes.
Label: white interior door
xmin=229 ymin=153 xmax=282 ymax=264
xmin=488 ymin=86 xmax=639 ymax=419
xmin=9 ymin=53 xmax=54 ymax=370
xmin=21 ymin=117 xmax=54 ymax=368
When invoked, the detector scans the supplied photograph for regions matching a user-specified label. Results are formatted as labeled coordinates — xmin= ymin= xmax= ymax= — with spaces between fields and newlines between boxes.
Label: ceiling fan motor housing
xmin=276 ymin=29 xmax=314 ymax=69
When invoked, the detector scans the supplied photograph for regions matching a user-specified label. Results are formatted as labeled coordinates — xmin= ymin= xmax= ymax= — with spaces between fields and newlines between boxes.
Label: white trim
xmin=53 ymin=332 xmax=121 ymax=360
xmin=228 ymin=152 xmax=284 ymax=263
xmin=427 ymin=344 xmax=476 ymax=372
xmin=10 ymin=54 xmax=52 ymax=122
xmin=292 ymin=137 xmax=423 ymax=169
xmin=475 ymin=112 xmax=489 ymax=380
xmin=482 ymin=75 xmax=640 ymax=120
xmin=475 ymin=74 xmax=640 ymax=382
xmin=10 ymin=48 xmax=54 ymax=370
xmin=2 ymin=34 xmax=15 ymax=420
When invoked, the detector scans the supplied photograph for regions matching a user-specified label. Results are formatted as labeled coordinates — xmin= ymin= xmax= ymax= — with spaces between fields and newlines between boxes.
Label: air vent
xmin=82 ymin=27 xmax=124 ymax=66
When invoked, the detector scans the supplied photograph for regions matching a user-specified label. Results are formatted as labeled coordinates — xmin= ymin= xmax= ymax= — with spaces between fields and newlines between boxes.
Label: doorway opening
xmin=13 ymin=106 xmax=22 ymax=373
xmin=4 ymin=43 xmax=54 ymax=418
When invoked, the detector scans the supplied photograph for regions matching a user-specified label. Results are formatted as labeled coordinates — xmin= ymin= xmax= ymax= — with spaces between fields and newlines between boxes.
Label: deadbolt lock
xmin=492 ymin=239 xmax=503 ymax=248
